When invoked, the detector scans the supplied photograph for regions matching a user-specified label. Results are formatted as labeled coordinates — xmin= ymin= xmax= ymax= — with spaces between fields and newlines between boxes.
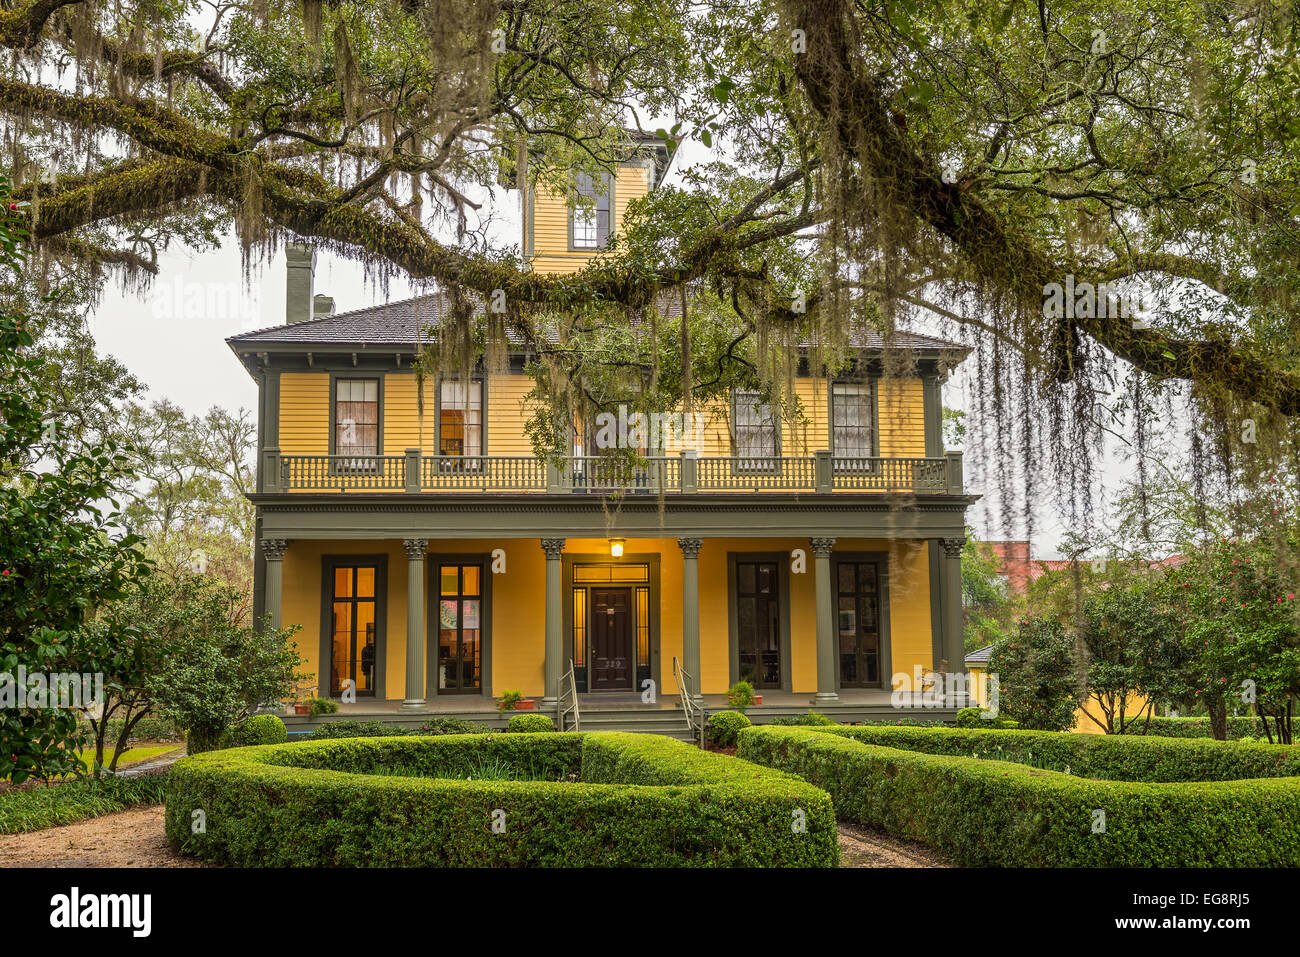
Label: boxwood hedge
xmin=737 ymin=725 xmax=1300 ymax=867
xmin=165 ymin=732 xmax=837 ymax=867
xmin=807 ymin=724 xmax=1300 ymax=782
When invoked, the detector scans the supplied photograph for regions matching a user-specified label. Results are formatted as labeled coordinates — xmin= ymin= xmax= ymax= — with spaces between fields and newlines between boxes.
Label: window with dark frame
xmin=335 ymin=378 xmax=379 ymax=468
xmin=832 ymin=382 xmax=875 ymax=461
xmin=571 ymin=172 xmax=611 ymax=249
xmin=439 ymin=379 xmax=483 ymax=467
xmin=732 ymin=390 xmax=778 ymax=471
xmin=438 ymin=563 xmax=483 ymax=693
xmin=735 ymin=561 xmax=781 ymax=689
xmin=330 ymin=564 xmax=378 ymax=697
xmin=837 ymin=561 xmax=881 ymax=687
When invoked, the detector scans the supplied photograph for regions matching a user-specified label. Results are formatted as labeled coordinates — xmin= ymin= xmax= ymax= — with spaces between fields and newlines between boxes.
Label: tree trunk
xmin=1208 ymin=698 xmax=1228 ymax=740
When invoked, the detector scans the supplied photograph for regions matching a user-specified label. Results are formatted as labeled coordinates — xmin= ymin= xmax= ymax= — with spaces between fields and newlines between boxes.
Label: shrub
xmin=726 ymin=681 xmax=757 ymax=713
xmin=230 ymin=715 xmax=287 ymax=747
xmin=805 ymin=724 xmax=1300 ymax=782
xmin=309 ymin=720 xmax=414 ymax=740
xmin=1120 ymin=716 xmax=1269 ymax=740
xmin=308 ymin=698 xmax=340 ymax=716
xmin=95 ymin=715 xmax=185 ymax=745
xmin=769 ymin=710 xmax=836 ymax=727
xmin=954 ymin=707 xmax=1019 ymax=729
xmin=739 ymin=725 xmax=1300 ymax=867
xmin=987 ymin=617 xmax=1078 ymax=731
xmin=507 ymin=714 xmax=555 ymax=733
xmin=707 ymin=711 xmax=752 ymax=747
xmin=417 ymin=717 xmax=491 ymax=735
xmin=165 ymin=732 xmax=838 ymax=867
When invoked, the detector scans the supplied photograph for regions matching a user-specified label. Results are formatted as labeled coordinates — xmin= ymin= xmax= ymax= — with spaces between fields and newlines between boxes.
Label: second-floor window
xmin=336 ymin=378 xmax=379 ymax=459
xmin=733 ymin=390 xmax=778 ymax=465
xmin=832 ymin=382 xmax=875 ymax=459
xmin=439 ymin=379 xmax=483 ymax=457
xmin=571 ymin=173 xmax=611 ymax=249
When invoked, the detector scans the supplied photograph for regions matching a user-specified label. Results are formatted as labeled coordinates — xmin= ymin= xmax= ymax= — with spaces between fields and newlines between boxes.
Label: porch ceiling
xmin=252 ymin=491 xmax=973 ymax=540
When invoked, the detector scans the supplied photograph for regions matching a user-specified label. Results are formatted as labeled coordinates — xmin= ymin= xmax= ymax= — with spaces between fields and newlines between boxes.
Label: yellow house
xmin=227 ymin=140 xmax=976 ymax=730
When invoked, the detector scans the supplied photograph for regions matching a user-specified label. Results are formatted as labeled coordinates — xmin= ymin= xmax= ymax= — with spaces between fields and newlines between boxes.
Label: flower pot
xmin=294 ymin=703 xmax=310 ymax=715
xmin=753 ymin=695 xmax=763 ymax=706
xmin=515 ymin=698 xmax=536 ymax=711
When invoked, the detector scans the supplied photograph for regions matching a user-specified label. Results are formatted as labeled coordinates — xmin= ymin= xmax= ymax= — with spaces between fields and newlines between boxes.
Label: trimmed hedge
xmin=506 ymin=714 xmax=555 ymax=733
xmin=308 ymin=718 xmax=491 ymax=739
xmin=1119 ymin=716 xmax=1270 ymax=740
xmin=165 ymin=732 xmax=837 ymax=867
xmin=707 ymin=710 xmax=751 ymax=746
xmin=738 ymin=726 xmax=1300 ymax=867
xmin=230 ymin=715 xmax=287 ymax=747
xmin=805 ymin=724 xmax=1300 ymax=782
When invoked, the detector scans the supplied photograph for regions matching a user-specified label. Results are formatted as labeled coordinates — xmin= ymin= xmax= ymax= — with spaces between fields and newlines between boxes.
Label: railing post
xmin=680 ymin=449 xmax=697 ymax=493
xmin=815 ymin=449 xmax=833 ymax=493
xmin=404 ymin=448 xmax=421 ymax=493
xmin=262 ymin=447 xmax=281 ymax=492
xmin=945 ymin=450 xmax=964 ymax=495
xmin=546 ymin=457 xmax=568 ymax=493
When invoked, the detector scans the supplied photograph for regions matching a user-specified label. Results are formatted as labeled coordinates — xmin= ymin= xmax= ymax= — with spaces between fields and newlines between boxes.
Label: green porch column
xmin=811 ymin=537 xmax=839 ymax=704
xmin=262 ymin=539 xmax=288 ymax=630
xmin=678 ymin=538 xmax=703 ymax=704
xmin=541 ymin=538 xmax=566 ymax=709
xmin=940 ymin=536 xmax=967 ymax=706
xmin=401 ymin=538 xmax=428 ymax=711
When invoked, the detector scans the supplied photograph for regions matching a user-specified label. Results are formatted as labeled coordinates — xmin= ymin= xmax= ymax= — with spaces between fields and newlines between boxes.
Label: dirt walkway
xmin=0 ymin=805 xmax=203 ymax=868
xmin=837 ymin=822 xmax=950 ymax=867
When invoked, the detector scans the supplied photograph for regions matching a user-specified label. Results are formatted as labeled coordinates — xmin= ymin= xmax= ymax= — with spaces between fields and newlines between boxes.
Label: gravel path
xmin=0 ymin=806 xmax=204 ymax=868
xmin=837 ymin=822 xmax=950 ymax=867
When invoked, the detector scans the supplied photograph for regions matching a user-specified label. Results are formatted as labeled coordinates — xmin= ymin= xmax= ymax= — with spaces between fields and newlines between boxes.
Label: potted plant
xmin=727 ymin=680 xmax=758 ymax=713
xmin=497 ymin=689 xmax=536 ymax=712
xmin=290 ymin=681 xmax=318 ymax=715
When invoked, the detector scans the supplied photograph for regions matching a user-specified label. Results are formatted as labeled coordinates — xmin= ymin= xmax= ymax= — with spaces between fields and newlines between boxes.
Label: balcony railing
xmin=262 ymin=448 xmax=963 ymax=495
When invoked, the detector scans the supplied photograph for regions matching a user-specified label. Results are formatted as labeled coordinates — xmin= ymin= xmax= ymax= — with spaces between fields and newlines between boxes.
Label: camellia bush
xmin=0 ymin=179 xmax=151 ymax=783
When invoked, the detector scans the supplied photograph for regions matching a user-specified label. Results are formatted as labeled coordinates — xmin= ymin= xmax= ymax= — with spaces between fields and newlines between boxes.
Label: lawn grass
xmin=0 ymin=773 xmax=170 ymax=834
xmin=73 ymin=745 xmax=179 ymax=774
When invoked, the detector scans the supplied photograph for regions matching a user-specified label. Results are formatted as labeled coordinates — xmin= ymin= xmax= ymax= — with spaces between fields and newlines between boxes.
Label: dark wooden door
xmin=590 ymin=588 xmax=633 ymax=690
xmin=837 ymin=561 xmax=882 ymax=687
xmin=736 ymin=561 xmax=782 ymax=688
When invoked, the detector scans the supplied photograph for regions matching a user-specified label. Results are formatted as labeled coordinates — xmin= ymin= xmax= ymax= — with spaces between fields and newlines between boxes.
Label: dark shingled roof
xmin=964 ymin=644 xmax=995 ymax=666
xmin=227 ymin=292 xmax=967 ymax=353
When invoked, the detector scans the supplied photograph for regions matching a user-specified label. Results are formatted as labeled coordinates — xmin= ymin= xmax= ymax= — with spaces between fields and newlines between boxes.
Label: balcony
xmin=261 ymin=449 xmax=965 ymax=495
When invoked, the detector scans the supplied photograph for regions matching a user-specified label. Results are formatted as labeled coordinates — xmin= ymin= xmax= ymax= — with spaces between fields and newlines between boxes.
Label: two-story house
xmin=227 ymin=138 xmax=976 ymax=730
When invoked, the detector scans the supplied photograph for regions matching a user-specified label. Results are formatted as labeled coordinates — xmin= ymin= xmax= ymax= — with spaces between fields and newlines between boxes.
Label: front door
xmin=837 ymin=561 xmax=882 ymax=687
xmin=590 ymin=588 xmax=633 ymax=691
xmin=736 ymin=561 xmax=782 ymax=689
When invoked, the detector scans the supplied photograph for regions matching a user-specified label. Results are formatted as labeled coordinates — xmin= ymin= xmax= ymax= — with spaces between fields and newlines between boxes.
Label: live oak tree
xmin=3 ymin=0 xmax=1299 ymax=543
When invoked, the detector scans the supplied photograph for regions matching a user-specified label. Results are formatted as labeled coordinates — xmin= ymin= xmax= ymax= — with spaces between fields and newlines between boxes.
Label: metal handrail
xmin=672 ymin=656 xmax=704 ymax=746
xmin=558 ymin=658 xmax=580 ymax=732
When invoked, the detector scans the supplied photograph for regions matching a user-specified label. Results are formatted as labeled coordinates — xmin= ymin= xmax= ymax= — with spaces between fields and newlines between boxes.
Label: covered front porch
xmin=255 ymin=491 xmax=975 ymax=732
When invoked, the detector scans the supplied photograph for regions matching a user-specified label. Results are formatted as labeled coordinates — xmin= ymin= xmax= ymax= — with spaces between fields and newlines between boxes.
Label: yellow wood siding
xmin=528 ymin=164 xmax=651 ymax=275
xmin=383 ymin=372 xmax=431 ymax=452
xmin=486 ymin=372 xmax=535 ymax=456
xmin=278 ymin=372 xmax=330 ymax=455
xmin=877 ymin=377 xmax=926 ymax=456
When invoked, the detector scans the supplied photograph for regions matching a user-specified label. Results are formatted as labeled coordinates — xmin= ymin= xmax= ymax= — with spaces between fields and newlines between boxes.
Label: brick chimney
xmin=285 ymin=243 xmax=315 ymax=324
